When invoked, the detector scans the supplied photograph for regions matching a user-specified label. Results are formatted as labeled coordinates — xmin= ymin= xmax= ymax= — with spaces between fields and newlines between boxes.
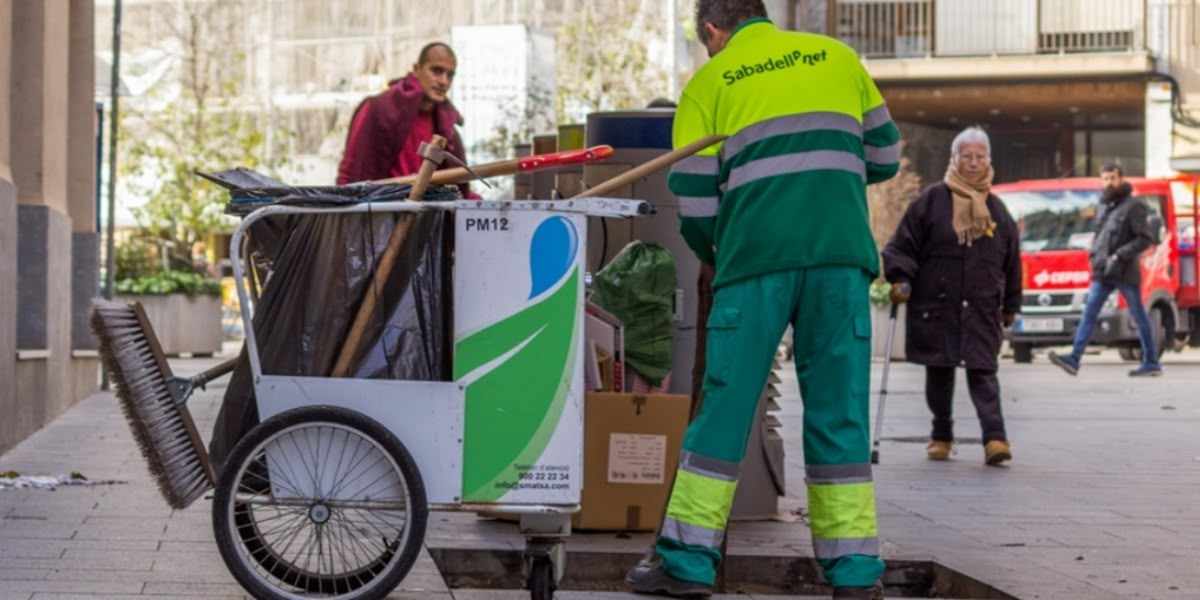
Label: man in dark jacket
xmin=1049 ymin=164 xmax=1161 ymax=377
xmin=336 ymin=42 xmax=475 ymax=198
xmin=883 ymin=127 xmax=1022 ymax=466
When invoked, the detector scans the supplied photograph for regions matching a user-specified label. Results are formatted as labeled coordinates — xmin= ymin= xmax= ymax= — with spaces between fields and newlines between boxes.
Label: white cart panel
xmin=256 ymin=376 xmax=465 ymax=504
xmin=453 ymin=207 xmax=586 ymax=505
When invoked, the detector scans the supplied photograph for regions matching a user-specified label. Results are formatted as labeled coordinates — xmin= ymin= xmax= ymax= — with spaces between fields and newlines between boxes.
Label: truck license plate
xmin=1019 ymin=317 xmax=1064 ymax=333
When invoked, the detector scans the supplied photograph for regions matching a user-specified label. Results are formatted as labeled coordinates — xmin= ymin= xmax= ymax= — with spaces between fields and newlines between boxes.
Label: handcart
xmin=214 ymin=196 xmax=652 ymax=599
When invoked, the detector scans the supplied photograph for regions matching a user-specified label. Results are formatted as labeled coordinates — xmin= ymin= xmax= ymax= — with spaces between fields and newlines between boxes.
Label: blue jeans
xmin=1071 ymin=281 xmax=1160 ymax=368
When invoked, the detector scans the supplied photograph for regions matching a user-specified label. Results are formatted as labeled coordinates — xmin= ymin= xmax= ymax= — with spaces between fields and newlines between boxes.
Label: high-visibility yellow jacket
xmin=669 ymin=18 xmax=901 ymax=288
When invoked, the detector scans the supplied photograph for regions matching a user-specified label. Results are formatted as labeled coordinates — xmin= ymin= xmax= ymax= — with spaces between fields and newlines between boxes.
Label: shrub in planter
xmin=115 ymin=270 xmax=221 ymax=299
xmin=115 ymin=270 xmax=223 ymax=356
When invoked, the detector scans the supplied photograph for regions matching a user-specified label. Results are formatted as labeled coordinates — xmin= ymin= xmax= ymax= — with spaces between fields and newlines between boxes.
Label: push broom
xmin=90 ymin=301 xmax=230 ymax=508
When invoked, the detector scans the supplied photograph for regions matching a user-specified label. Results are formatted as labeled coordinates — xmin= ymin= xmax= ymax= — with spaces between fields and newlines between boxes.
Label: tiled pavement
xmin=2 ymin=347 xmax=1198 ymax=599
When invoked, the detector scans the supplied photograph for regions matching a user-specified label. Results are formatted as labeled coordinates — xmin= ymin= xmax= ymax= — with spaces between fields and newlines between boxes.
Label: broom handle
xmin=571 ymin=135 xmax=727 ymax=199
xmin=330 ymin=135 xmax=447 ymax=377
xmin=189 ymin=357 xmax=238 ymax=387
xmin=372 ymin=145 xmax=614 ymax=186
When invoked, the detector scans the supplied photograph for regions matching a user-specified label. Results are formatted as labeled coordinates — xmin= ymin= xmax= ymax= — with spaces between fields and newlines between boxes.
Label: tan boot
xmin=926 ymin=440 xmax=952 ymax=460
xmin=985 ymin=440 xmax=1012 ymax=466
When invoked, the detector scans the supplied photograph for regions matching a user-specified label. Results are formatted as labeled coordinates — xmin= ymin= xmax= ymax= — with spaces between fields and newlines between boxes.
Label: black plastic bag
xmin=206 ymin=173 xmax=455 ymax=471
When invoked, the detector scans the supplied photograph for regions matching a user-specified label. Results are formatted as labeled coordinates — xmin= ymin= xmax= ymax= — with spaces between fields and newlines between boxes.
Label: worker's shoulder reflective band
xmin=726 ymin=150 xmax=866 ymax=193
xmin=805 ymin=463 xmax=873 ymax=485
xmin=678 ymin=196 xmax=719 ymax=218
xmin=661 ymin=517 xmax=725 ymax=549
xmin=863 ymin=104 xmax=893 ymax=131
xmin=812 ymin=536 xmax=880 ymax=560
xmin=680 ymin=450 xmax=740 ymax=482
xmin=865 ymin=143 xmax=901 ymax=166
xmin=721 ymin=112 xmax=862 ymax=161
xmin=672 ymin=155 xmax=720 ymax=176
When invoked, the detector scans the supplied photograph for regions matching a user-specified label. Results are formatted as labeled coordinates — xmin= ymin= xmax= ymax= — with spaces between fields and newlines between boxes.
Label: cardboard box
xmin=572 ymin=392 xmax=690 ymax=532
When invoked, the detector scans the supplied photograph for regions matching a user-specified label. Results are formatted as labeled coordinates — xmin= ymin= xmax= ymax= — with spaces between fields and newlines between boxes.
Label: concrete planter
xmin=871 ymin=303 xmax=906 ymax=360
xmin=117 ymin=294 xmax=223 ymax=356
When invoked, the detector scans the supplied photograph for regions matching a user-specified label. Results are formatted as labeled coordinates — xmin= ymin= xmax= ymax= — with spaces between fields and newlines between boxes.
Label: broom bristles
xmin=90 ymin=300 xmax=215 ymax=509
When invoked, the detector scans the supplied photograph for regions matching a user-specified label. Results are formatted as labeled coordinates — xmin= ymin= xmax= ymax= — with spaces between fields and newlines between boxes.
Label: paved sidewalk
xmin=2 ymin=347 xmax=1198 ymax=599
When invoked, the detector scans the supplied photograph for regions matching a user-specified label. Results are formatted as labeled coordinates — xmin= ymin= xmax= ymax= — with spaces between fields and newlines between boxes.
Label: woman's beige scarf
xmin=944 ymin=164 xmax=996 ymax=246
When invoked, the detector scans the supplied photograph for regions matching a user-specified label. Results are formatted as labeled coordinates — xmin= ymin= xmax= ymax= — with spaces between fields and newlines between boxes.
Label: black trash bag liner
xmin=208 ymin=187 xmax=455 ymax=473
xmin=198 ymin=167 xmax=460 ymax=217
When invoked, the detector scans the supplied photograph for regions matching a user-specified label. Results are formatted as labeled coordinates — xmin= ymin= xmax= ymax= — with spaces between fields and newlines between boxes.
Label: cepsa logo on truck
xmin=995 ymin=176 xmax=1200 ymax=363
xmin=1030 ymin=269 xmax=1090 ymax=288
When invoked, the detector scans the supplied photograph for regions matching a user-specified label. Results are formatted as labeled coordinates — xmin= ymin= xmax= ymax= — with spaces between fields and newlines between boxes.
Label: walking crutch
xmin=870 ymin=285 xmax=907 ymax=465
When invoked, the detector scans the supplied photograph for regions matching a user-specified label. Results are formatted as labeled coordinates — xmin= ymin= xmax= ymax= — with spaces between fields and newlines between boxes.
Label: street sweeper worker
xmin=336 ymin=42 xmax=477 ymax=198
xmin=623 ymin=1 xmax=901 ymax=598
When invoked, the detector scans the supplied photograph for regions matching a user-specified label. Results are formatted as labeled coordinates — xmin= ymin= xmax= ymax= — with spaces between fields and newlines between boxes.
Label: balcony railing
xmin=834 ymin=0 xmax=1147 ymax=59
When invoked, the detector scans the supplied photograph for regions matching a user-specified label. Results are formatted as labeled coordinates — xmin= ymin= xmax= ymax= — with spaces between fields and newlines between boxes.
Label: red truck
xmin=995 ymin=176 xmax=1200 ymax=363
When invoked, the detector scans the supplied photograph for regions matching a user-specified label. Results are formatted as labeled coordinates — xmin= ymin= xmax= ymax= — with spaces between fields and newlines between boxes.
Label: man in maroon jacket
xmin=337 ymin=42 xmax=475 ymax=198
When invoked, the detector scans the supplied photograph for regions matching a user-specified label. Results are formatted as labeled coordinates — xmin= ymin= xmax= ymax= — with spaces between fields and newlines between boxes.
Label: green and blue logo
xmin=453 ymin=216 xmax=581 ymax=501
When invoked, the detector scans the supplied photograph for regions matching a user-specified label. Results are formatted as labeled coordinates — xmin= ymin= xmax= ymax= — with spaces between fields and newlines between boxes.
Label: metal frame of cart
xmin=214 ymin=198 xmax=650 ymax=600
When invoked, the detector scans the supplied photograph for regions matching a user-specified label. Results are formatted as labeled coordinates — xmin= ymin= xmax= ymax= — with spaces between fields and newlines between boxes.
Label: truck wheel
xmin=1012 ymin=343 xmax=1033 ymax=363
xmin=1126 ymin=307 xmax=1168 ymax=362
xmin=1117 ymin=346 xmax=1139 ymax=362
xmin=1151 ymin=306 xmax=1168 ymax=359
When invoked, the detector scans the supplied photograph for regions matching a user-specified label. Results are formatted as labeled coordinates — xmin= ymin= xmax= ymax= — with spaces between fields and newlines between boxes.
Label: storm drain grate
xmin=428 ymin=547 xmax=1018 ymax=598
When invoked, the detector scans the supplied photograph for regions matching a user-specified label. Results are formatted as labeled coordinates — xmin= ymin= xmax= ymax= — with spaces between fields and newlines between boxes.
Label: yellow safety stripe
xmin=666 ymin=468 xmax=738 ymax=531
xmin=807 ymin=482 xmax=879 ymax=540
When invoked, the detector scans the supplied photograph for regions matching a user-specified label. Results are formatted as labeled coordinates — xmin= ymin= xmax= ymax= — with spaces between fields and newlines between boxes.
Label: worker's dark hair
xmin=1100 ymin=162 xmax=1123 ymax=175
xmin=417 ymin=42 xmax=455 ymax=65
xmin=695 ymin=0 xmax=768 ymax=44
xmin=647 ymin=97 xmax=677 ymax=108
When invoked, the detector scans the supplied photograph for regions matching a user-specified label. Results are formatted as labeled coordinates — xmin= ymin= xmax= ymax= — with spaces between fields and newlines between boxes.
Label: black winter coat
xmin=882 ymin=182 xmax=1022 ymax=370
xmin=1090 ymin=183 xmax=1154 ymax=287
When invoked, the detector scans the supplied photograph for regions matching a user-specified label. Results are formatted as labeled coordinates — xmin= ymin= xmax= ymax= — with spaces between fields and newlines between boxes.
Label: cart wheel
xmin=528 ymin=556 xmax=556 ymax=600
xmin=213 ymin=406 xmax=427 ymax=599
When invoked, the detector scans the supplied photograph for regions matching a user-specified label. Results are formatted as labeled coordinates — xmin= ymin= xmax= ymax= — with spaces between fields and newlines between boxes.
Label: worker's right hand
xmin=889 ymin=282 xmax=912 ymax=304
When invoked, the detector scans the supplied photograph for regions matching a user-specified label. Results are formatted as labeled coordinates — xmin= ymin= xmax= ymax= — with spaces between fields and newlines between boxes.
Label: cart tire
xmin=213 ymin=406 xmax=427 ymax=599
xmin=528 ymin=557 xmax=556 ymax=600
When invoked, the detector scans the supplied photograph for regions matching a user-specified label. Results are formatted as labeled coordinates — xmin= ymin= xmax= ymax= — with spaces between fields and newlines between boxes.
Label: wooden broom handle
xmin=571 ymin=134 xmax=727 ymax=198
xmin=330 ymin=135 xmax=447 ymax=377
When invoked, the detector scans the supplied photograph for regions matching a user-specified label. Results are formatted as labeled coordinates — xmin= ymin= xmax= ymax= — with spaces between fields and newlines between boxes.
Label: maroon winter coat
xmin=882 ymin=182 xmax=1022 ymax=370
xmin=336 ymin=73 xmax=472 ymax=198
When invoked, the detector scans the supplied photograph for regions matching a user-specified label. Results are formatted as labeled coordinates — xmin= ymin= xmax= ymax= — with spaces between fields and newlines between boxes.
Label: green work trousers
xmin=656 ymin=266 xmax=885 ymax=588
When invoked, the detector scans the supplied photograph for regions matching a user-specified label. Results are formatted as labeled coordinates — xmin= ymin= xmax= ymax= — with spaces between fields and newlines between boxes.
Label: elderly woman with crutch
xmin=881 ymin=126 xmax=1022 ymax=466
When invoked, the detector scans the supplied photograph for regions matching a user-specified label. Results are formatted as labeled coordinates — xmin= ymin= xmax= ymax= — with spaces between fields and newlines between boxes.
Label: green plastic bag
xmin=589 ymin=241 xmax=676 ymax=387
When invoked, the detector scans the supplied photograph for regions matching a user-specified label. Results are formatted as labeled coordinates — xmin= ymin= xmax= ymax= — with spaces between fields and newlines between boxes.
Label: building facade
xmin=813 ymin=0 xmax=1200 ymax=185
xmin=0 ymin=1 xmax=100 ymax=453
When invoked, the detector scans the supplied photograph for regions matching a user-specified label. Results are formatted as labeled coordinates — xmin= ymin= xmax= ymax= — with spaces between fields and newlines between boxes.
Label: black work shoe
xmin=832 ymin=585 xmax=880 ymax=599
xmin=625 ymin=554 xmax=713 ymax=598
